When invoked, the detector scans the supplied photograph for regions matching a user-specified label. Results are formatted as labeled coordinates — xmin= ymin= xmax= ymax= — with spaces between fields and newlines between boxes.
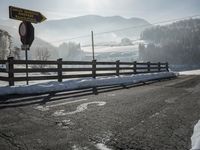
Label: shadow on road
xmin=0 ymin=78 xmax=175 ymax=109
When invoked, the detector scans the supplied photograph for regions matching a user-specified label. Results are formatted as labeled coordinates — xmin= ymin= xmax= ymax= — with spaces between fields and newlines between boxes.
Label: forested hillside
xmin=139 ymin=19 xmax=200 ymax=65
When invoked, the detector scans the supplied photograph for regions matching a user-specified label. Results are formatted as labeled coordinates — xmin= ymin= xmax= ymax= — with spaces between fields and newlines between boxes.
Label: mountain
xmin=36 ymin=15 xmax=151 ymax=45
xmin=0 ymin=15 xmax=150 ymax=60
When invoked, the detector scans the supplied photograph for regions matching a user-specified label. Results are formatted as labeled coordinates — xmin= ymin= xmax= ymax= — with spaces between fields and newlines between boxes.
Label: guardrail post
xmin=57 ymin=58 xmax=62 ymax=82
xmin=166 ymin=62 xmax=169 ymax=72
xmin=133 ymin=61 xmax=137 ymax=74
xmin=92 ymin=59 xmax=96 ymax=78
xmin=158 ymin=62 xmax=161 ymax=72
xmin=7 ymin=57 xmax=14 ymax=86
xmin=147 ymin=62 xmax=150 ymax=72
xmin=116 ymin=60 xmax=120 ymax=76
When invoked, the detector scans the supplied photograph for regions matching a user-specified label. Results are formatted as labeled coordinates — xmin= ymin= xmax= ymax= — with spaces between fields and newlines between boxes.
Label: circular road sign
xmin=19 ymin=22 xmax=27 ymax=37
xmin=18 ymin=21 xmax=34 ymax=47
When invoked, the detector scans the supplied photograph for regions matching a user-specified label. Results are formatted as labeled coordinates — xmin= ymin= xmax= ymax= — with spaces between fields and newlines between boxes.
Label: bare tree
xmin=0 ymin=30 xmax=10 ymax=60
xmin=35 ymin=47 xmax=51 ymax=68
xmin=12 ymin=46 xmax=21 ymax=60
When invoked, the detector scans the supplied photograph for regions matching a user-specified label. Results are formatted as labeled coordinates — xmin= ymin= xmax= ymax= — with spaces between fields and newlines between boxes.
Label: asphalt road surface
xmin=0 ymin=75 xmax=200 ymax=150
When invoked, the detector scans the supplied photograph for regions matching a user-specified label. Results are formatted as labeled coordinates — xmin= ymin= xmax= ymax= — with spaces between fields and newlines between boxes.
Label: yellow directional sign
xmin=9 ymin=6 xmax=46 ymax=23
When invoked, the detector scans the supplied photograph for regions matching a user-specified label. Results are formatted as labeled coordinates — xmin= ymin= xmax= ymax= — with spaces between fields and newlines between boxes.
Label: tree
xmin=35 ymin=47 xmax=51 ymax=68
xmin=120 ymin=38 xmax=132 ymax=46
xmin=138 ymin=43 xmax=145 ymax=61
xmin=0 ymin=30 xmax=10 ymax=60
xmin=139 ymin=18 xmax=200 ymax=65
xmin=12 ymin=46 xmax=21 ymax=60
xmin=58 ymin=42 xmax=84 ymax=60
xmin=35 ymin=48 xmax=51 ymax=61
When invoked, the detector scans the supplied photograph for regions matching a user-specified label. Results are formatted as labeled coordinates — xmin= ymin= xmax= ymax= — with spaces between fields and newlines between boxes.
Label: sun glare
xmin=87 ymin=0 xmax=96 ymax=12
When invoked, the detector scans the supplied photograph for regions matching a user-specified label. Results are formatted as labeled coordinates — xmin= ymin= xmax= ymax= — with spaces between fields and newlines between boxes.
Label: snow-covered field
xmin=82 ymin=45 xmax=138 ymax=53
xmin=82 ymin=45 xmax=139 ymax=62
xmin=0 ymin=72 xmax=176 ymax=96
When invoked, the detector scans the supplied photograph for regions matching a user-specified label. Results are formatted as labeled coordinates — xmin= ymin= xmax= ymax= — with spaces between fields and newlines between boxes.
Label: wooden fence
xmin=0 ymin=57 xmax=169 ymax=86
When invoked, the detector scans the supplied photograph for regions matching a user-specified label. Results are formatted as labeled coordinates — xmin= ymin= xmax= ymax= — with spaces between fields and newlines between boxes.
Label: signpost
xmin=9 ymin=6 xmax=46 ymax=85
xmin=9 ymin=6 xmax=46 ymax=24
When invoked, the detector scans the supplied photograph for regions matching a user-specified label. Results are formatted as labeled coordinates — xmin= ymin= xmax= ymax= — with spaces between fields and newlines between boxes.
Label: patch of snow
xmin=107 ymin=94 xmax=116 ymax=97
xmin=96 ymin=143 xmax=112 ymax=150
xmin=35 ymin=98 xmax=88 ymax=111
xmin=165 ymin=98 xmax=176 ymax=104
xmin=179 ymin=70 xmax=200 ymax=75
xmin=53 ymin=101 xmax=106 ymax=116
xmin=149 ymin=112 xmax=160 ymax=119
xmin=72 ymin=145 xmax=88 ymax=150
xmin=191 ymin=120 xmax=200 ymax=150
xmin=0 ymin=72 xmax=176 ymax=96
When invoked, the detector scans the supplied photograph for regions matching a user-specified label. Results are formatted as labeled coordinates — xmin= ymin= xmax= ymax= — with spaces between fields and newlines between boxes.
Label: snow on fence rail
xmin=0 ymin=57 xmax=169 ymax=86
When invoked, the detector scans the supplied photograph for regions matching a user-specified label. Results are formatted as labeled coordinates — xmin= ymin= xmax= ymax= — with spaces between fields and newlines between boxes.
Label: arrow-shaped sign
xmin=9 ymin=6 xmax=46 ymax=23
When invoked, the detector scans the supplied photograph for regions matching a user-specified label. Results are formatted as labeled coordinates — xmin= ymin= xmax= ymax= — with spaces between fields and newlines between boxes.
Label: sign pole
xmin=25 ymin=46 xmax=29 ymax=85
xmin=91 ymin=31 xmax=95 ymax=60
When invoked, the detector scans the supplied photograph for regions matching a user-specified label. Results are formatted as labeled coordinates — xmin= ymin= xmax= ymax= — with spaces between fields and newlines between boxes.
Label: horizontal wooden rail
xmin=14 ymin=76 xmax=59 ymax=81
xmin=13 ymin=60 xmax=58 ymax=65
xmin=0 ymin=76 xmax=8 ymax=81
xmin=13 ymin=68 xmax=58 ymax=73
xmin=0 ymin=60 xmax=7 ymax=64
xmin=96 ymin=62 xmax=116 ymax=65
xmin=96 ymin=67 xmax=116 ymax=71
xmin=62 ymin=61 xmax=92 ymax=65
xmin=119 ymin=67 xmax=134 ymax=70
xmin=62 ymin=74 xmax=92 ymax=79
xmin=62 ymin=68 xmax=92 ymax=72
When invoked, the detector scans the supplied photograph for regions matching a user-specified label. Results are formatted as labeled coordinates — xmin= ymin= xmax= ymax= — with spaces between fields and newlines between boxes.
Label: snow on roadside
xmin=191 ymin=120 xmax=200 ymax=150
xmin=96 ymin=143 xmax=112 ymax=150
xmin=179 ymin=70 xmax=200 ymax=75
xmin=0 ymin=72 xmax=176 ymax=96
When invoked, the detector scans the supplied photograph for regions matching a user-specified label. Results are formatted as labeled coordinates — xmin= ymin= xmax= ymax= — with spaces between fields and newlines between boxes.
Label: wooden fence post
xmin=158 ymin=62 xmax=161 ymax=72
xmin=7 ymin=57 xmax=14 ymax=86
xmin=92 ymin=59 xmax=96 ymax=78
xmin=147 ymin=62 xmax=150 ymax=72
xmin=57 ymin=58 xmax=62 ymax=82
xmin=116 ymin=60 xmax=120 ymax=76
xmin=166 ymin=62 xmax=169 ymax=72
xmin=133 ymin=61 xmax=137 ymax=74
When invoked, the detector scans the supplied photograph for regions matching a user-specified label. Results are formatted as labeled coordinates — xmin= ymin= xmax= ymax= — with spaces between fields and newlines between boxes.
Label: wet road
xmin=0 ymin=75 xmax=200 ymax=150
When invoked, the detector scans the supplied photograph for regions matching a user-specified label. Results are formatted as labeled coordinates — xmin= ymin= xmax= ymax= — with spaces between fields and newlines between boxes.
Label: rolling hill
xmin=36 ymin=15 xmax=151 ymax=45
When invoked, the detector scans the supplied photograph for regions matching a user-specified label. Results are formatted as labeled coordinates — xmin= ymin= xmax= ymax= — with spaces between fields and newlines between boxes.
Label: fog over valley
xmin=0 ymin=0 xmax=200 ymax=71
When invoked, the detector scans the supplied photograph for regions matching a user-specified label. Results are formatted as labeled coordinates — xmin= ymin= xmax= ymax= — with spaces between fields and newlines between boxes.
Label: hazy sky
xmin=1 ymin=0 xmax=200 ymax=22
